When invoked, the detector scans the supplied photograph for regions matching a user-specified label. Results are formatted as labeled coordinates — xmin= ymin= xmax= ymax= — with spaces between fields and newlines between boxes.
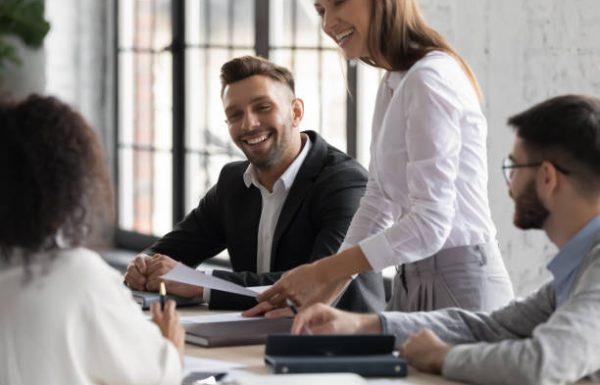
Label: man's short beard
xmin=245 ymin=142 xmax=285 ymax=171
xmin=513 ymin=180 xmax=550 ymax=230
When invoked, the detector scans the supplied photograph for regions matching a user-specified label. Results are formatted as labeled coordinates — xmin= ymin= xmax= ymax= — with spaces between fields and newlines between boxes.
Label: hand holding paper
xmin=160 ymin=263 xmax=269 ymax=298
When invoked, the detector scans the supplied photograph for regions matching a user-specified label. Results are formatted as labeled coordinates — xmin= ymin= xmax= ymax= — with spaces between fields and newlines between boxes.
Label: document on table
xmin=224 ymin=371 xmax=369 ymax=385
xmin=183 ymin=355 xmax=244 ymax=375
xmin=180 ymin=312 xmax=262 ymax=325
xmin=160 ymin=263 xmax=269 ymax=297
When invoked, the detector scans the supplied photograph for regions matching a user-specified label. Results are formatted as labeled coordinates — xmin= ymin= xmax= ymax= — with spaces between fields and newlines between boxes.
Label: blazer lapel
xmin=270 ymin=131 xmax=326 ymax=269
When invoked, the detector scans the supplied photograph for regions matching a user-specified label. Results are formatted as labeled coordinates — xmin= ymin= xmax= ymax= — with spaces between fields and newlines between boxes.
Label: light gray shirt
xmin=380 ymin=235 xmax=600 ymax=385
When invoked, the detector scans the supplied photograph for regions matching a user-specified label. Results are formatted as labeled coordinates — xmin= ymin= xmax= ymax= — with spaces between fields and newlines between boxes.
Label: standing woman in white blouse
xmin=250 ymin=0 xmax=514 ymax=315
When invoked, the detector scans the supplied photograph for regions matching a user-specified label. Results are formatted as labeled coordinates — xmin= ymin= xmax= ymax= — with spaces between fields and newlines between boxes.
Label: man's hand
xmin=291 ymin=303 xmax=382 ymax=335
xmin=144 ymin=254 xmax=178 ymax=290
xmin=125 ymin=253 xmax=203 ymax=298
xmin=145 ymin=254 xmax=204 ymax=298
xmin=151 ymin=300 xmax=185 ymax=360
xmin=400 ymin=329 xmax=452 ymax=374
xmin=124 ymin=254 xmax=152 ymax=290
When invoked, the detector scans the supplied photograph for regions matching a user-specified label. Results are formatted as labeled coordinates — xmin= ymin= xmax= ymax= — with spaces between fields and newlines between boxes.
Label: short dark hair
xmin=508 ymin=95 xmax=600 ymax=194
xmin=220 ymin=55 xmax=295 ymax=96
xmin=0 ymin=95 xmax=112 ymax=264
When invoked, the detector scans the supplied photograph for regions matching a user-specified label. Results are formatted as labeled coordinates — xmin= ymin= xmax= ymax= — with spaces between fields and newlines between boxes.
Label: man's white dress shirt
xmin=202 ymin=135 xmax=311 ymax=302
xmin=341 ymin=51 xmax=497 ymax=272
xmin=244 ymin=135 xmax=311 ymax=274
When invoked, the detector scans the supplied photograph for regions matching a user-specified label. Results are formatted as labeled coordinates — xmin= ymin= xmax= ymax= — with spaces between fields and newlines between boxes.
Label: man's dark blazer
xmin=145 ymin=130 xmax=385 ymax=311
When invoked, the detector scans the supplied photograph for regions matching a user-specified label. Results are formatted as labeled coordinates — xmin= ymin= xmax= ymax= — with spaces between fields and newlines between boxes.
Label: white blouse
xmin=0 ymin=247 xmax=181 ymax=385
xmin=341 ymin=51 xmax=497 ymax=272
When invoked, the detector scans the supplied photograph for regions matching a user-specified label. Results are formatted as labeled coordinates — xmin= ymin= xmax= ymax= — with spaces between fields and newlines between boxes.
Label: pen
xmin=286 ymin=298 xmax=298 ymax=315
xmin=285 ymin=299 xmax=313 ymax=335
xmin=159 ymin=281 xmax=166 ymax=311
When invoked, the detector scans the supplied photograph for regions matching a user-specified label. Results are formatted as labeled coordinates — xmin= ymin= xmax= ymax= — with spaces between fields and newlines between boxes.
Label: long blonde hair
xmin=361 ymin=0 xmax=482 ymax=100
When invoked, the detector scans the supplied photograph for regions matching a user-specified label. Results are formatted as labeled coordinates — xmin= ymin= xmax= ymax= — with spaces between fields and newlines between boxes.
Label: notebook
xmin=184 ymin=316 xmax=293 ymax=347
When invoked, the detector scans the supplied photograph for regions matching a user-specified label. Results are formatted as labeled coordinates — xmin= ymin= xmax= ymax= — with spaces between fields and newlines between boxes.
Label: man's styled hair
xmin=508 ymin=95 xmax=600 ymax=194
xmin=220 ymin=55 xmax=295 ymax=96
xmin=0 ymin=95 xmax=112 ymax=265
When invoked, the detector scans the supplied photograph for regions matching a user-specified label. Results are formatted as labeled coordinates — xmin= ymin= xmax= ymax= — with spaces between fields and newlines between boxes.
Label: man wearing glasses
xmin=292 ymin=95 xmax=600 ymax=384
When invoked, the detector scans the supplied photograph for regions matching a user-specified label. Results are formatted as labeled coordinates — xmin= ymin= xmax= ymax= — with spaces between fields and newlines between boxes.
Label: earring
xmin=54 ymin=227 xmax=69 ymax=249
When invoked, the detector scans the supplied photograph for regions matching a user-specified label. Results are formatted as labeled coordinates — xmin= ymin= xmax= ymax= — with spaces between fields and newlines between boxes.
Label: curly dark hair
xmin=0 ymin=95 xmax=113 ymax=264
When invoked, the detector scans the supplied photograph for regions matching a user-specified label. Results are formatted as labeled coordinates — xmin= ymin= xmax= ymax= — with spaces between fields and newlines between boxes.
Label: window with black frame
xmin=115 ymin=0 xmax=358 ymax=249
xmin=117 ymin=0 xmax=174 ymax=243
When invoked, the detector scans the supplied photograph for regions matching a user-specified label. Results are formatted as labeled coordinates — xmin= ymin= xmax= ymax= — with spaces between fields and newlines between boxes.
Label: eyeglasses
xmin=501 ymin=157 xmax=571 ymax=184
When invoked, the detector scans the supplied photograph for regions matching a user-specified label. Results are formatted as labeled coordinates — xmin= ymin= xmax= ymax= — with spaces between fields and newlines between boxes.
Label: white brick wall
xmin=44 ymin=0 xmax=114 ymax=177
xmin=0 ymin=36 xmax=46 ymax=98
xmin=418 ymin=0 xmax=600 ymax=296
xmin=45 ymin=0 xmax=109 ymax=133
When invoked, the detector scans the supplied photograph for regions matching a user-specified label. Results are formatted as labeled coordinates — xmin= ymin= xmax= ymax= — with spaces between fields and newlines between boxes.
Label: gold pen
xmin=159 ymin=281 xmax=166 ymax=311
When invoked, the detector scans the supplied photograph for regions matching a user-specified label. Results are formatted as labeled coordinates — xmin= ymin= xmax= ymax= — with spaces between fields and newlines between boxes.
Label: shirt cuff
xmin=359 ymin=231 xmax=397 ymax=272
xmin=441 ymin=345 xmax=469 ymax=380
xmin=377 ymin=312 xmax=389 ymax=335
xmin=201 ymin=269 xmax=213 ymax=304
xmin=338 ymin=241 xmax=352 ymax=253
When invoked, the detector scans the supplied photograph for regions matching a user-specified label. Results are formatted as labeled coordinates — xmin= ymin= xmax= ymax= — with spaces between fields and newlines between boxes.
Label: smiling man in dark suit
xmin=124 ymin=55 xmax=385 ymax=311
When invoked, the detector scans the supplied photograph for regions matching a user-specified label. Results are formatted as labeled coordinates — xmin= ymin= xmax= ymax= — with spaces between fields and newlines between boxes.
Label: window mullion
xmin=171 ymin=0 xmax=186 ymax=224
xmin=346 ymin=60 xmax=358 ymax=158
xmin=255 ymin=0 xmax=269 ymax=58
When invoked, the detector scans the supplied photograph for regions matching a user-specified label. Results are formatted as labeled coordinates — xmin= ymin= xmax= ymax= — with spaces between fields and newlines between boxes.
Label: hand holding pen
xmin=159 ymin=281 xmax=166 ymax=310
xmin=151 ymin=283 xmax=185 ymax=360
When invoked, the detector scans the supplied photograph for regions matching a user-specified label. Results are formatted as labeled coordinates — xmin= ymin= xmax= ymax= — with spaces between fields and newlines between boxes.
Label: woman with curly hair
xmin=0 ymin=95 xmax=183 ymax=384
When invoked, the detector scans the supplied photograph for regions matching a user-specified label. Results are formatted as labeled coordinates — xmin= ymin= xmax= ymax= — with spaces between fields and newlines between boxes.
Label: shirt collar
xmin=385 ymin=71 xmax=405 ymax=92
xmin=243 ymin=133 xmax=312 ymax=192
xmin=548 ymin=212 xmax=600 ymax=304
xmin=385 ymin=51 xmax=446 ymax=92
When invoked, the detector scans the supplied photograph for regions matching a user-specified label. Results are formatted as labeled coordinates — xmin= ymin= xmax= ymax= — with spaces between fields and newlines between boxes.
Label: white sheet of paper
xmin=180 ymin=312 xmax=263 ymax=325
xmin=183 ymin=355 xmax=244 ymax=376
xmin=161 ymin=263 xmax=269 ymax=297
xmin=366 ymin=379 xmax=420 ymax=384
xmin=248 ymin=285 xmax=270 ymax=294
xmin=225 ymin=370 xmax=368 ymax=385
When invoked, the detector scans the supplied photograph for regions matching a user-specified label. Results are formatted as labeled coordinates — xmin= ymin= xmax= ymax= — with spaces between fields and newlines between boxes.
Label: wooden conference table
xmin=180 ymin=307 xmax=600 ymax=385
xmin=181 ymin=307 xmax=466 ymax=385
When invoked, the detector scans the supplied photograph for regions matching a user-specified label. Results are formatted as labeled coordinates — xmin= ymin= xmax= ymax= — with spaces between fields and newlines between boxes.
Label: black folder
xmin=264 ymin=335 xmax=407 ymax=377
